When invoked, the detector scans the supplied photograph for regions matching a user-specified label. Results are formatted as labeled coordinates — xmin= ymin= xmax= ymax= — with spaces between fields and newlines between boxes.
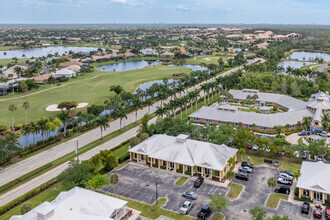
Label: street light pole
xmin=75 ymin=140 xmax=79 ymax=161
xmin=155 ymin=183 xmax=158 ymax=206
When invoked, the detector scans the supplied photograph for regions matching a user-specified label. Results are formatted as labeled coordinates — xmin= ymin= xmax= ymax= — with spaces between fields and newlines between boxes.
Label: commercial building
xmin=10 ymin=187 xmax=139 ymax=220
xmin=296 ymin=161 xmax=330 ymax=204
xmin=189 ymin=89 xmax=329 ymax=131
xmin=128 ymin=134 xmax=238 ymax=181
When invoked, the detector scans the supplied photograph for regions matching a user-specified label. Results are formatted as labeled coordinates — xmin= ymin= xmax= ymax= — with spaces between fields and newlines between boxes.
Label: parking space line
xmin=208 ymin=185 xmax=215 ymax=194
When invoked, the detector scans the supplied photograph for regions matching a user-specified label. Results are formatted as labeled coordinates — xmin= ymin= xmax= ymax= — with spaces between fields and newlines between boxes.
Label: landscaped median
xmin=211 ymin=212 xmax=225 ymax=220
xmin=175 ymin=176 xmax=188 ymax=186
xmin=266 ymin=193 xmax=288 ymax=209
xmin=226 ymin=182 xmax=243 ymax=199
xmin=0 ymin=114 xmax=152 ymax=197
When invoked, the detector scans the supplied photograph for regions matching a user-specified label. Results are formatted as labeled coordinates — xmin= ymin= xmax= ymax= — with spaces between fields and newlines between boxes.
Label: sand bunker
xmin=46 ymin=102 xmax=88 ymax=112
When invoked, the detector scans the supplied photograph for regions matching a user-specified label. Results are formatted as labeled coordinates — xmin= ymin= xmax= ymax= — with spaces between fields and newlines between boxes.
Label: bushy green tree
xmin=86 ymin=174 xmax=109 ymax=189
xmin=100 ymin=149 xmax=117 ymax=172
xmin=58 ymin=160 xmax=91 ymax=189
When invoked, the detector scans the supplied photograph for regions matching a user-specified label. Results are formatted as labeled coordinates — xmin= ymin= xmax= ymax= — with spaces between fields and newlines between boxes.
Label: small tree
xmin=95 ymin=115 xmax=110 ymax=139
xmin=86 ymin=174 xmax=109 ymax=190
xmin=225 ymin=171 xmax=236 ymax=196
xmin=293 ymin=171 xmax=301 ymax=181
xmin=209 ymin=195 xmax=229 ymax=214
xmin=227 ymin=157 xmax=236 ymax=168
xmin=267 ymin=177 xmax=277 ymax=207
xmin=238 ymin=148 xmax=246 ymax=161
xmin=58 ymin=160 xmax=91 ymax=189
xmin=23 ymin=101 xmax=30 ymax=125
xmin=21 ymin=202 xmax=32 ymax=214
xmin=8 ymin=104 xmax=17 ymax=129
xmin=100 ymin=149 xmax=117 ymax=172
xmin=110 ymin=173 xmax=119 ymax=194
xmin=250 ymin=206 xmax=266 ymax=220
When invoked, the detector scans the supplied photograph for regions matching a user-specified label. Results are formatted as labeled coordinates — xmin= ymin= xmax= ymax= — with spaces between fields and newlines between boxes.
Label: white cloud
xmin=111 ymin=0 xmax=128 ymax=3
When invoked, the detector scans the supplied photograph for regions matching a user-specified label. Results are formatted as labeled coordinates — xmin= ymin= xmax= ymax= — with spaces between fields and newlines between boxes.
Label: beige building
xmin=296 ymin=161 xmax=330 ymax=204
xmin=128 ymin=134 xmax=238 ymax=181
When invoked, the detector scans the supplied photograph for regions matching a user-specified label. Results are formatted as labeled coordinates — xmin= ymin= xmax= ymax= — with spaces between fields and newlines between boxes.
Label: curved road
xmin=0 ymin=58 xmax=263 ymax=207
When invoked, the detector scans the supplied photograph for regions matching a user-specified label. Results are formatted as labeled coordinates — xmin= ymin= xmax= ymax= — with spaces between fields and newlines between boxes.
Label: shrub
xmin=160 ymin=165 xmax=166 ymax=169
xmin=73 ymin=127 xmax=78 ymax=133
xmin=152 ymin=163 xmax=158 ymax=168
xmin=185 ymin=171 xmax=191 ymax=175
xmin=21 ymin=202 xmax=32 ymax=214
xmin=176 ymin=169 xmax=183 ymax=173
xmin=118 ymin=153 xmax=130 ymax=163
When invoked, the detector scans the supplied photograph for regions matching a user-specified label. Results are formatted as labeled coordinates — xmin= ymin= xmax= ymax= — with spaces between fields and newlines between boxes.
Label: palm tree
xmin=8 ymin=104 xmax=17 ymax=129
xmin=132 ymin=97 xmax=142 ymax=122
xmin=321 ymin=113 xmax=329 ymax=139
xmin=155 ymin=106 xmax=166 ymax=118
xmin=267 ymin=177 xmax=277 ymax=207
xmin=227 ymin=157 xmax=236 ymax=169
xmin=37 ymin=117 xmax=48 ymax=142
xmin=301 ymin=116 xmax=312 ymax=138
xmin=225 ymin=170 xmax=235 ymax=196
xmin=238 ymin=148 xmax=246 ymax=162
xmin=23 ymin=101 xmax=29 ymax=125
xmin=95 ymin=115 xmax=110 ymax=139
xmin=110 ymin=173 xmax=119 ymax=194
xmin=201 ymin=84 xmax=208 ymax=105
xmin=273 ymin=125 xmax=283 ymax=137
xmin=58 ymin=110 xmax=71 ymax=136
xmin=30 ymin=121 xmax=38 ymax=144
xmin=13 ymin=66 xmax=23 ymax=78
xmin=114 ymin=108 xmax=127 ymax=129
xmin=145 ymin=98 xmax=153 ymax=115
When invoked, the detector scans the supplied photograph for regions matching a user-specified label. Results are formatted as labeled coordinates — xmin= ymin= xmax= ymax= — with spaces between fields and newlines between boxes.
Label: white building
xmin=53 ymin=69 xmax=76 ymax=78
xmin=10 ymin=187 xmax=139 ymax=220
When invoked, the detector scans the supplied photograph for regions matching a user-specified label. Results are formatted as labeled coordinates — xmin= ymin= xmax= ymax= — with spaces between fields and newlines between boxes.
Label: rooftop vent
xmin=176 ymin=134 xmax=189 ymax=142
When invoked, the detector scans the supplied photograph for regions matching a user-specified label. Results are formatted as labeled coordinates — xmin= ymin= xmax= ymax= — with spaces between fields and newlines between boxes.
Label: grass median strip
xmin=266 ymin=193 xmax=288 ymax=209
xmin=211 ymin=212 xmax=224 ymax=220
xmin=227 ymin=183 xmax=243 ymax=199
xmin=0 ymin=116 xmax=152 ymax=196
xmin=175 ymin=176 xmax=188 ymax=186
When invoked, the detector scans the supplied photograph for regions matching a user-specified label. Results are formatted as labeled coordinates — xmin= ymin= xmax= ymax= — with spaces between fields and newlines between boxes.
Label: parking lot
xmin=101 ymin=163 xmax=228 ymax=218
xmin=102 ymin=163 xmax=323 ymax=220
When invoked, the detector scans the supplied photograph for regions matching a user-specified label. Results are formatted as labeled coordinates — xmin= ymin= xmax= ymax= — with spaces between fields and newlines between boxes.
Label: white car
xmin=180 ymin=200 xmax=194 ymax=214
xmin=252 ymin=145 xmax=259 ymax=151
xmin=239 ymin=166 xmax=253 ymax=173
xmin=278 ymin=173 xmax=293 ymax=180
xmin=277 ymin=177 xmax=292 ymax=185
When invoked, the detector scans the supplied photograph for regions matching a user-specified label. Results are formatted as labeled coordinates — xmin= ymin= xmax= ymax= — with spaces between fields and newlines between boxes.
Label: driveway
xmin=286 ymin=133 xmax=301 ymax=145
xmin=101 ymin=163 xmax=228 ymax=218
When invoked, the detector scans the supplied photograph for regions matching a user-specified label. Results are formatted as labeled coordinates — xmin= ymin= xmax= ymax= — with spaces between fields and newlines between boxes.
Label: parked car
xmin=280 ymin=170 xmax=294 ymax=177
xmin=277 ymin=177 xmax=292 ymax=186
xmin=194 ymin=177 xmax=204 ymax=188
xmin=274 ymin=186 xmax=290 ymax=195
xmin=180 ymin=200 xmax=194 ymax=215
xmin=182 ymin=191 xmax=198 ymax=200
xmin=198 ymin=205 xmax=212 ymax=219
xmin=273 ymin=160 xmax=281 ymax=167
xmin=241 ymin=161 xmax=254 ymax=169
xmin=313 ymin=205 xmax=322 ymax=219
xmin=235 ymin=172 xmax=249 ymax=181
xmin=298 ymin=130 xmax=310 ymax=136
xmin=301 ymin=202 xmax=310 ymax=214
xmin=252 ymin=145 xmax=259 ymax=151
xmin=278 ymin=173 xmax=293 ymax=180
xmin=325 ymin=206 xmax=330 ymax=220
xmin=239 ymin=166 xmax=253 ymax=173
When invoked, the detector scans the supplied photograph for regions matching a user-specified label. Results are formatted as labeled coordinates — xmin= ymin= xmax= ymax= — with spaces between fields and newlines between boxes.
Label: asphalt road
xmin=0 ymin=58 xmax=263 ymax=207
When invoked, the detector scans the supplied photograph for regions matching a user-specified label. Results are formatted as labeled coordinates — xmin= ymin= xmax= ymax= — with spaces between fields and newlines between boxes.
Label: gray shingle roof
xmin=296 ymin=161 xmax=330 ymax=194
xmin=128 ymin=134 xmax=238 ymax=171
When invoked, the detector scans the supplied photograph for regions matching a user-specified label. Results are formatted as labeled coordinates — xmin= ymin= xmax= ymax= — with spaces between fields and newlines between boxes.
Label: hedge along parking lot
xmin=100 ymin=163 xmax=228 ymax=218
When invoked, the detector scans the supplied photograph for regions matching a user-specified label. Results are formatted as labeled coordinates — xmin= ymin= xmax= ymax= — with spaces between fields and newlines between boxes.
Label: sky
xmin=0 ymin=0 xmax=329 ymax=25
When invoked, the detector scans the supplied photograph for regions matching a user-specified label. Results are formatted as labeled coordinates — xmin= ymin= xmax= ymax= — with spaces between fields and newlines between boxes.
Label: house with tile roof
xmin=128 ymin=134 xmax=238 ymax=181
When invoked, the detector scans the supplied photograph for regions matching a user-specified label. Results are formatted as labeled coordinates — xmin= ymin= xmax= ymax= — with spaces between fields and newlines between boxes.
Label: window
xmin=224 ymin=166 xmax=227 ymax=172
xmin=179 ymin=164 xmax=183 ymax=170
xmin=134 ymin=153 xmax=137 ymax=159
xmin=193 ymin=117 xmax=200 ymax=121
xmin=206 ymin=119 xmax=212 ymax=123
xmin=163 ymin=161 xmax=166 ymax=166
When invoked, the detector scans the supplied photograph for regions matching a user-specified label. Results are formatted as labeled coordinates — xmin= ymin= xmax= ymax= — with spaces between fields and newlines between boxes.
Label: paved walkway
xmin=285 ymin=133 xmax=300 ymax=145
xmin=0 ymin=58 xmax=263 ymax=207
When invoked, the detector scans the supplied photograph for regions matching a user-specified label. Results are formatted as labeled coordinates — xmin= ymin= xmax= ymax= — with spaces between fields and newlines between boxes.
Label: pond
xmin=96 ymin=60 xmax=208 ymax=72
xmin=277 ymin=61 xmax=317 ymax=74
xmin=287 ymin=51 xmax=330 ymax=62
xmin=0 ymin=46 xmax=98 ymax=59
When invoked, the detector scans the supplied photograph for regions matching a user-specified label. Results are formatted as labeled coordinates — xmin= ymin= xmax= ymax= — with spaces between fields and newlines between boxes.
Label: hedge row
xmin=0 ymin=178 xmax=57 ymax=215
xmin=118 ymin=152 xmax=130 ymax=164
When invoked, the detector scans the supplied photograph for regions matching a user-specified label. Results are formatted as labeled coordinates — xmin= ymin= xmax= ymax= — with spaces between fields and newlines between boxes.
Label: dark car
xmin=274 ymin=186 xmax=290 ymax=195
xmin=301 ymin=202 xmax=310 ymax=214
xmin=280 ymin=170 xmax=294 ymax=177
xmin=235 ymin=172 xmax=249 ymax=181
xmin=241 ymin=161 xmax=254 ymax=169
xmin=194 ymin=177 xmax=204 ymax=188
xmin=298 ymin=130 xmax=310 ymax=136
xmin=198 ymin=205 xmax=212 ymax=219
xmin=314 ymin=205 xmax=322 ymax=219
xmin=182 ymin=191 xmax=198 ymax=200
xmin=326 ymin=206 xmax=330 ymax=220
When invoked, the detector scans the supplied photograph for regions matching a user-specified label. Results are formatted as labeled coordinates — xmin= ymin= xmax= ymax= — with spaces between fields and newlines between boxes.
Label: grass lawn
xmin=227 ymin=183 xmax=243 ymax=199
xmin=186 ymin=55 xmax=229 ymax=65
xmin=175 ymin=176 xmax=188 ymax=185
xmin=0 ymin=182 xmax=65 ymax=220
xmin=0 ymin=64 xmax=190 ymax=126
xmin=0 ymin=58 xmax=29 ymax=66
xmin=211 ymin=212 xmax=224 ymax=220
xmin=238 ymin=154 xmax=302 ymax=173
xmin=266 ymin=193 xmax=288 ymax=209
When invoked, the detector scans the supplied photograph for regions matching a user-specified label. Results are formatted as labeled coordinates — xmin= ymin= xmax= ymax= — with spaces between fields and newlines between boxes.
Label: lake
xmin=287 ymin=51 xmax=330 ymax=62
xmin=0 ymin=46 xmax=98 ymax=59
xmin=277 ymin=61 xmax=317 ymax=73
xmin=96 ymin=60 xmax=208 ymax=72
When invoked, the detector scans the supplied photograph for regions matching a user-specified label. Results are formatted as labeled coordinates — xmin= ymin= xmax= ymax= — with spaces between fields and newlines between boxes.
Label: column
xmin=166 ymin=161 xmax=169 ymax=170
xmin=201 ymin=167 xmax=205 ymax=176
xmin=210 ymin=170 xmax=213 ymax=179
xmin=310 ymin=190 xmax=314 ymax=200
xmin=158 ymin=160 xmax=162 ymax=168
xmin=183 ymin=165 xmax=186 ymax=174
xmin=323 ymin=193 xmax=326 ymax=204
xmin=299 ymin=188 xmax=303 ymax=198
xmin=191 ymin=167 xmax=194 ymax=176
